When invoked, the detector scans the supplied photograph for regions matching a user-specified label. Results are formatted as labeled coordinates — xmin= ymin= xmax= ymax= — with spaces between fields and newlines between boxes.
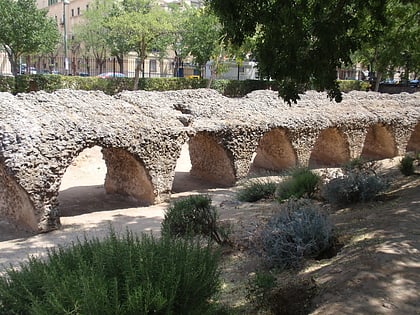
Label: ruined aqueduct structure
xmin=0 ymin=89 xmax=419 ymax=233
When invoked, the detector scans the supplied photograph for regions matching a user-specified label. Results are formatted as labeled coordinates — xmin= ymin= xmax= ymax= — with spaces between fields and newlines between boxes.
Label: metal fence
xmin=0 ymin=54 xmax=180 ymax=78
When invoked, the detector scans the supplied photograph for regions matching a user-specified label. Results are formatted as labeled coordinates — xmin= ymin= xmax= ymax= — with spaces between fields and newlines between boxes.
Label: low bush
xmin=0 ymin=230 xmax=221 ymax=315
xmin=161 ymin=195 xmax=229 ymax=244
xmin=399 ymin=155 xmax=415 ymax=176
xmin=322 ymin=160 xmax=389 ymax=205
xmin=236 ymin=178 xmax=278 ymax=202
xmin=338 ymin=80 xmax=371 ymax=92
xmin=0 ymin=75 xmax=14 ymax=92
xmin=261 ymin=199 xmax=332 ymax=270
xmin=275 ymin=167 xmax=320 ymax=201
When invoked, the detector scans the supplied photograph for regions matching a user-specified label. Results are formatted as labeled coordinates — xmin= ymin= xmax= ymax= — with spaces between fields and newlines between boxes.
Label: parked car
xmin=97 ymin=72 xmax=126 ymax=78
xmin=409 ymin=79 xmax=419 ymax=88
xmin=19 ymin=64 xmax=37 ymax=74
xmin=379 ymin=78 xmax=396 ymax=85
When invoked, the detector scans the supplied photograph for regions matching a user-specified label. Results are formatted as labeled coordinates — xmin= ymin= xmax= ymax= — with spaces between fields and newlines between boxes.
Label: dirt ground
xmin=0 ymin=145 xmax=419 ymax=314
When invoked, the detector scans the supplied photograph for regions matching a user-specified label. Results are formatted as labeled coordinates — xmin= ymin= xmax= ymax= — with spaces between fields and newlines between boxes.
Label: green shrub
xmin=275 ymin=167 xmax=320 ymax=201
xmin=237 ymin=179 xmax=278 ymax=202
xmin=322 ymin=160 xmax=389 ymax=205
xmin=0 ymin=230 xmax=221 ymax=315
xmin=399 ymin=155 xmax=415 ymax=176
xmin=0 ymin=75 xmax=14 ymax=92
xmin=338 ymin=80 xmax=370 ymax=92
xmin=161 ymin=195 xmax=229 ymax=244
xmin=261 ymin=199 xmax=332 ymax=270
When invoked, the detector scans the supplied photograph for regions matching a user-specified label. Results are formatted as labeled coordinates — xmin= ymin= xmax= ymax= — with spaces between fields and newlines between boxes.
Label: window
xmin=149 ymin=60 xmax=157 ymax=73
xmin=71 ymin=9 xmax=74 ymax=17
xmin=77 ymin=7 xmax=80 ymax=15
xmin=86 ymin=4 xmax=89 ymax=10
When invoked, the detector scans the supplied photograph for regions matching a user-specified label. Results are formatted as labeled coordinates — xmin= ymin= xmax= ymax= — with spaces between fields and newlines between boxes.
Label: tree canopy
xmin=0 ymin=0 xmax=60 ymax=76
xmin=352 ymin=0 xmax=420 ymax=90
xmin=209 ymin=0 xmax=391 ymax=104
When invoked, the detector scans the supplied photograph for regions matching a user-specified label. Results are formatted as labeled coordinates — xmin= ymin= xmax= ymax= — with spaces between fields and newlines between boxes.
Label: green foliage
xmin=0 ymin=229 xmax=221 ymax=314
xmin=275 ymin=168 xmax=320 ymax=201
xmin=210 ymin=0 xmax=389 ymax=104
xmin=261 ymin=199 xmax=332 ymax=270
xmin=352 ymin=1 xmax=420 ymax=90
xmin=399 ymin=155 xmax=415 ymax=176
xmin=338 ymin=80 xmax=371 ymax=92
xmin=105 ymin=1 xmax=174 ymax=87
xmin=14 ymin=74 xmax=63 ymax=93
xmin=0 ymin=75 xmax=14 ymax=92
xmin=322 ymin=160 xmax=389 ymax=204
xmin=161 ymin=195 xmax=229 ymax=244
xmin=236 ymin=179 xmax=278 ymax=202
xmin=210 ymin=79 xmax=278 ymax=96
xmin=2 ymin=75 xmax=282 ymax=97
xmin=0 ymin=0 xmax=60 ymax=76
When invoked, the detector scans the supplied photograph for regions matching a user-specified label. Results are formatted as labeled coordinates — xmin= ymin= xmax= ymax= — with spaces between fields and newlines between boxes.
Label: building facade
xmin=30 ymin=0 xmax=203 ymax=77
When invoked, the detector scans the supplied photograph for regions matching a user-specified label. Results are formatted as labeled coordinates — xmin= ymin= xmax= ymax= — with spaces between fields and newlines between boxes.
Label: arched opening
xmin=361 ymin=124 xmax=398 ymax=160
xmin=0 ymin=165 xmax=37 ymax=233
xmin=406 ymin=123 xmax=420 ymax=153
xmin=309 ymin=128 xmax=350 ymax=168
xmin=252 ymin=128 xmax=296 ymax=172
xmin=58 ymin=146 xmax=154 ymax=217
xmin=188 ymin=133 xmax=236 ymax=187
xmin=172 ymin=142 xmax=221 ymax=193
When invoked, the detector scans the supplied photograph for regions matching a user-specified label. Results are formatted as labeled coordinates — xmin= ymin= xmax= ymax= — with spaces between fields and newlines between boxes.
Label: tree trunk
xmin=133 ymin=62 xmax=141 ymax=90
xmin=374 ymin=71 xmax=382 ymax=92
xmin=117 ymin=55 xmax=124 ymax=73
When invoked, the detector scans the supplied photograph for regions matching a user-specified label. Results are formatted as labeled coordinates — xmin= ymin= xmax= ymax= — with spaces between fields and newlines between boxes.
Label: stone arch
xmin=101 ymin=147 xmax=155 ymax=205
xmin=0 ymin=165 xmax=37 ymax=231
xmin=58 ymin=145 xmax=155 ymax=218
xmin=252 ymin=128 xmax=297 ymax=171
xmin=309 ymin=128 xmax=350 ymax=168
xmin=406 ymin=123 xmax=420 ymax=152
xmin=361 ymin=124 xmax=398 ymax=160
xmin=188 ymin=133 xmax=235 ymax=186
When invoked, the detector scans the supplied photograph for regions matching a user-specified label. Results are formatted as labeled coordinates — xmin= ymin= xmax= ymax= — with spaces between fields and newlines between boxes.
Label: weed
xmin=237 ymin=179 xmax=278 ymax=202
xmin=275 ymin=167 xmax=320 ymax=201
xmin=399 ymin=155 xmax=415 ymax=176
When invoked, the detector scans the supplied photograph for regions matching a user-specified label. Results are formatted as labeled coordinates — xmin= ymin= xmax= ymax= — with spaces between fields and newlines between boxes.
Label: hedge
xmin=0 ymin=75 xmax=369 ymax=97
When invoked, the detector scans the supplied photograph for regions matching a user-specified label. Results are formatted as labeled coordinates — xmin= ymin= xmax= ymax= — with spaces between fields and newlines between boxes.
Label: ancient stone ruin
xmin=0 ymin=89 xmax=419 ymax=233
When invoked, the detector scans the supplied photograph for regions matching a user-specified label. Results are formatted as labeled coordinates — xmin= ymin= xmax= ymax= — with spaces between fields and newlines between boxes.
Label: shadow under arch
xmin=309 ymin=127 xmax=350 ymax=168
xmin=188 ymin=133 xmax=236 ymax=187
xmin=58 ymin=146 xmax=154 ymax=217
xmin=0 ymin=164 xmax=37 ymax=231
xmin=172 ymin=143 xmax=221 ymax=193
xmin=252 ymin=128 xmax=297 ymax=172
xmin=406 ymin=122 xmax=420 ymax=152
xmin=361 ymin=124 xmax=398 ymax=160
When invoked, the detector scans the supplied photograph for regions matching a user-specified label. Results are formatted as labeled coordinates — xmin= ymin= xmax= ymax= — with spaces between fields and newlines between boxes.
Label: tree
xmin=105 ymin=0 xmax=174 ymax=89
xmin=72 ymin=0 xmax=114 ymax=75
xmin=176 ymin=7 xmax=226 ymax=83
xmin=209 ymin=0 xmax=390 ymax=104
xmin=352 ymin=0 xmax=420 ymax=90
xmin=0 ymin=0 xmax=60 ymax=76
